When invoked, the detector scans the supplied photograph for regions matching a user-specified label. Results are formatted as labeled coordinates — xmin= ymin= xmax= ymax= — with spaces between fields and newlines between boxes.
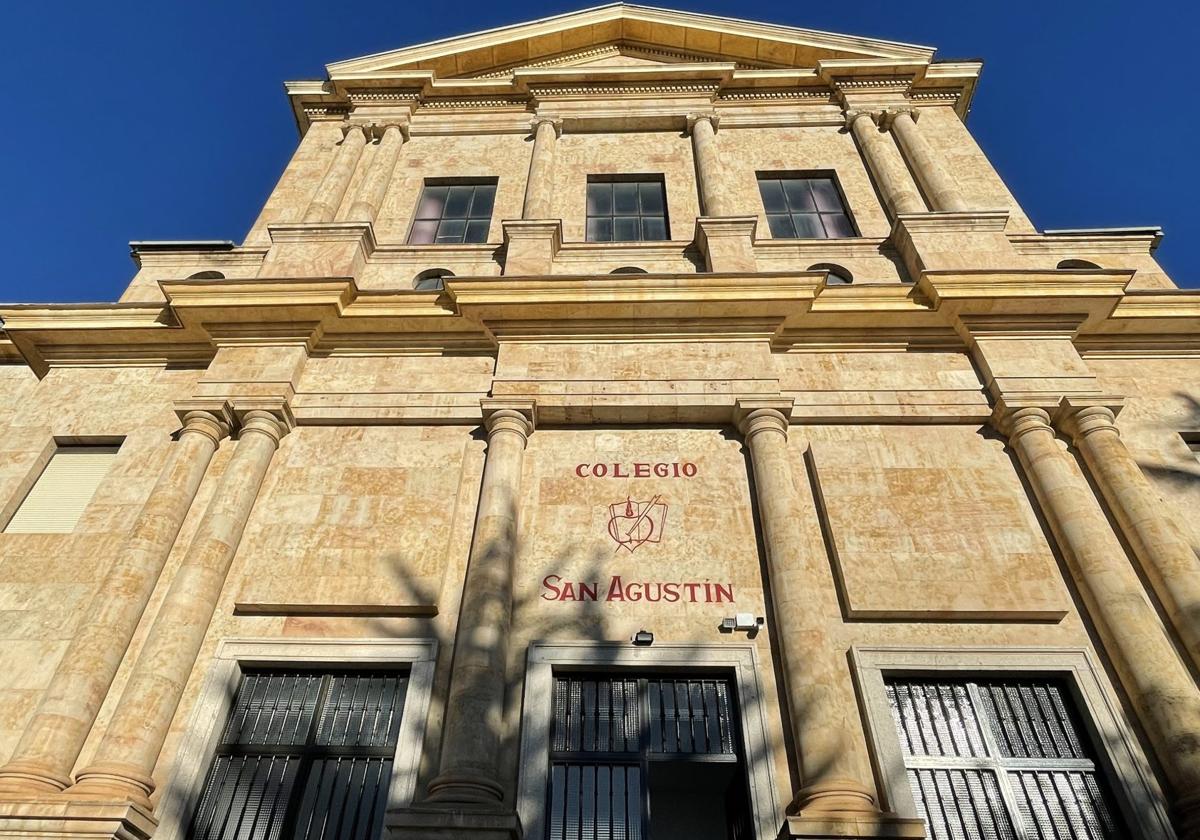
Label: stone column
xmin=1058 ymin=401 xmax=1200 ymax=672
xmin=426 ymin=402 xmax=534 ymax=805
xmin=302 ymin=123 xmax=368 ymax=224
xmin=1001 ymin=405 xmax=1200 ymax=832
xmin=883 ymin=108 xmax=968 ymax=213
xmin=348 ymin=123 xmax=407 ymax=224
xmin=67 ymin=405 xmax=293 ymax=807
xmin=521 ymin=117 xmax=560 ymax=220
xmin=0 ymin=403 xmax=232 ymax=797
xmin=688 ymin=113 xmax=726 ymax=217
xmin=736 ymin=401 xmax=922 ymax=837
xmin=845 ymin=110 xmax=925 ymax=217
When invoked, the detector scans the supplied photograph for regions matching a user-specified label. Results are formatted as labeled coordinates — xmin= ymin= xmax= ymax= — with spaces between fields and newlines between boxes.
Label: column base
xmin=786 ymin=812 xmax=927 ymax=839
xmin=0 ymin=798 xmax=155 ymax=840
xmin=64 ymin=762 xmax=155 ymax=811
xmin=261 ymin=221 xmax=376 ymax=278
xmin=387 ymin=803 xmax=522 ymax=840
xmin=0 ymin=760 xmax=72 ymax=798
xmin=694 ymin=216 xmax=758 ymax=273
xmin=501 ymin=219 xmax=561 ymax=275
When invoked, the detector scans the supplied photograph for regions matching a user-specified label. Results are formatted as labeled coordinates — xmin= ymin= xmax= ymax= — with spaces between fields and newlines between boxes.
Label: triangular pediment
xmin=327 ymin=3 xmax=935 ymax=81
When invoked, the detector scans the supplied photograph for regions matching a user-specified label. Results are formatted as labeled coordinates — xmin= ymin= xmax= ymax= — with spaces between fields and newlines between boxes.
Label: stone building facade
xmin=0 ymin=5 xmax=1198 ymax=840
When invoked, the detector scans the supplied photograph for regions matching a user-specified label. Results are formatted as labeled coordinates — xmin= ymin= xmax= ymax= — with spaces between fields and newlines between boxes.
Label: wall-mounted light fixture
xmin=720 ymin=614 xmax=764 ymax=637
xmin=631 ymin=629 xmax=654 ymax=646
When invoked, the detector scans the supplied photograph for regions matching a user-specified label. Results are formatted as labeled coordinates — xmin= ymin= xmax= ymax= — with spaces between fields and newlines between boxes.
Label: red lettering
xmin=613 ymin=463 xmax=628 ymax=478
xmin=562 ymin=581 xmax=577 ymax=601
xmin=683 ymin=582 xmax=702 ymax=601
xmin=654 ymin=463 xmax=669 ymax=477
xmin=606 ymin=575 xmax=625 ymax=601
xmin=703 ymin=582 xmax=713 ymax=603
xmin=593 ymin=463 xmax=607 ymax=477
xmin=714 ymin=583 xmax=734 ymax=603
xmin=682 ymin=462 xmax=697 ymax=477
xmin=662 ymin=583 xmax=680 ymax=602
xmin=580 ymin=581 xmax=598 ymax=602
xmin=541 ymin=574 xmax=562 ymax=601
xmin=643 ymin=583 xmax=662 ymax=602
xmin=575 ymin=464 xmax=589 ymax=477
xmin=634 ymin=463 xmax=650 ymax=477
xmin=626 ymin=582 xmax=643 ymax=602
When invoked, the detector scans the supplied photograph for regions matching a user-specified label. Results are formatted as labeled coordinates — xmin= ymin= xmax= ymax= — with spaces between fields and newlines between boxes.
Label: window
xmin=188 ymin=669 xmax=408 ymax=840
xmin=757 ymin=174 xmax=855 ymax=239
xmin=610 ymin=266 xmax=648 ymax=275
xmin=886 ymin=676 xmax=1125 ymax=839
xmin=808 ymin=263 xmax=853 ymax=285
xmin=408 ymin=181 xmax=496 ymax=244
xmin=413 ymin=268 xmax=454 ymax=291
xmin=4 ymin=444 xmax=120 ymax=533
xmin=586 ymin=177 xmax=669 ymax=242
xmin=546 ymin=673 xmax=752 ymax=840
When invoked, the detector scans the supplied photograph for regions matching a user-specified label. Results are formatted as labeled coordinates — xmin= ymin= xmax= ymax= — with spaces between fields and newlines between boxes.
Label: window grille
xmin=885 ymin=677 xmax=1125 ymax=840
xmin=586 ymin=178 xmax=669 ymax=242
xmin=4 ymin=444 xmax=120 ymax=533
xmin=408 ymin=182 xmax=496 ymax=244
xmin=757 ymin=175 xmax=855 ymax=239
xmin=546 ymin=674 xmax=745 ymax=840
xmin=189 ymin=670 xmax=407 ymax=840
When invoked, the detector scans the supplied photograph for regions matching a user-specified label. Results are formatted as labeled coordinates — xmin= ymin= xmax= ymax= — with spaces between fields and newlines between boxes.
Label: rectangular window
xmin=3 ymin=444 xmax=120 ymax=534
xmin=407 ymin=181 xmax=496 ymax=244
xmin=886 ymin=676 xmax=1125 ymax=839
xmin=586 ymin=177 xmax=669 ymax=242
xmin=188 ymin=669 xmax=408 ymax=840
xmin=546 ymin=673 xmax=752 ymax=840
xmin=757 ymin=174 xmax=855 ymax=239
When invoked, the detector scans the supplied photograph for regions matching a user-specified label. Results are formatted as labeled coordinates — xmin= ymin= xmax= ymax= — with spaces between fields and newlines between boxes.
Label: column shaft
xmin=0 ymin=410 xmax=228 ymax=796
xmin=1064 ymin=405 xmax=1200 ymax=671
xmin=426 ymin=407 xmax=533 ymax=805
xmin=1004 ymin=408 xmax=1200 ymax=825
xmin=67 ymin=409 xmax=291 ymax=806
xmin=348 ymin=124 xmax=405 ymax=223
xmin=689 ymin=114 xmax=726 ymax=217
xmin=522 ymin=118 xmax=559 ymax=220
xmin=302 ymin=124 xmax=368 ymax=223
xmin=886 ymin=109 xmax=968 ymax=212
xmin=847 ymin=111 xmax=925 ymax=217
xmin=739 ymin=407 xmax=880 ymax=816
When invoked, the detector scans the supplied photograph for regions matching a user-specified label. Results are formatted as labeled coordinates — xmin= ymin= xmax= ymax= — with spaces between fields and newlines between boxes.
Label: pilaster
xmin=501 ymin=219 xmax=562 ymax=275
xmin=694 ymin=216 xmax=759 ymax=273
xmin=259 ymin=220 xmax=376 ymax=279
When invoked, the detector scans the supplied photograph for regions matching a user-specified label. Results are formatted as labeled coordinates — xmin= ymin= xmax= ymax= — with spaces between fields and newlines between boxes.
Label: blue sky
xmin=0 ymin=0 xmax=1196 ymax=302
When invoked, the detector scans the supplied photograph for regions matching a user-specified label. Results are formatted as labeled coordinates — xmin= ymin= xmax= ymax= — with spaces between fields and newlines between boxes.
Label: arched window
xmin=413 ymin=268 xmax=454 ymax=291
xmin=187 ymin=270 xmax=225 ymax=280
xmin=808 ymin=263 xmax=853 ymax=285
xmin=610 ymin=266 xmax=648 ymax=275
xmin=1057 ymin=259 xmax=1101 ymax=270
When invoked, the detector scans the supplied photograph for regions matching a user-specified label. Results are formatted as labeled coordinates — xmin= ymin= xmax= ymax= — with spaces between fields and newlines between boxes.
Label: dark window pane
xmin=465 ymin=219 xmax=491 ymax=243
xmin=821 ymin=213 xmax=855 ymax=238
xmin=641 ymin=217 xmax=666 ymax=241
xmin=435 ymin=219 xmax=466 ymax=243
xmin=791 ymin=213 xmax=825 ymax=239
xmin=639 ymin=182 xmax=665 ymax=215
xmin=810 ymin=178 xmax=844 ymax=212
xmin=415 ymin=186 xmax=448 ymax=219
xmin=587 ymin=184 xmax=612 ymax=216
xmin=758 ymin=179 xmax=786 ymax=213
xmin=587 ymin=218 xmax=612 ymax=242
xmin=408 ymin=220 xmax=438 ymax=244
xmin=613 ymin=182 xmax=639 ymax=214
xmin=469 ymin=185 xmax=496 ymax=218
xmin=613 ymin=216 xmax=640 ymax=241
xmin=444 ymin=185 xmax=473 ymax=218
xmin=766 ymin=214 xmax=796 ymax=238
xmin=782 ymin=179 xmax=816 ymax=211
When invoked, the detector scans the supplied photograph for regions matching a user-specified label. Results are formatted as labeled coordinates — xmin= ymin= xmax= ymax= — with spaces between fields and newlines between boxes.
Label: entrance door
xmin=545 ymin=673 xmax=754 ymax=840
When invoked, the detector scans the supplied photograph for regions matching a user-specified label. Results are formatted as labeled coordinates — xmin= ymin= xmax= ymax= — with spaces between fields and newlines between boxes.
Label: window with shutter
xmin=546 ymin=673 xmax=752 ymax=840
xmin=189 ymin=669 xmax=408 ymax=840
xmin=3 ymin=444 xmax=120 ymax=533
xmin=885 ymin=676 xmax=1126 ymax=840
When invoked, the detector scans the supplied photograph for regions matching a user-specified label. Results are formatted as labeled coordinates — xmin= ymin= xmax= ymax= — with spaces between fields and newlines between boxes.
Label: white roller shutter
xmin=3 ymin=445 xmax=120 ymax=534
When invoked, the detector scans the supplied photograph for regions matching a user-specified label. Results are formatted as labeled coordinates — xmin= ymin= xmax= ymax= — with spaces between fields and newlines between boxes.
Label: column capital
xmin=481 ymin=399 xmax=536 ymax=442
xmin=686 ymin=112 xmax=720 ymax=134
xmin=368 ymin=120 xmax=409 ymax=142
xmin=173 ymin=398 xmax=235 ymax=445
xmin=1053 ymin=396 xmax=1125 ymax=442
xmin=734 ymin=397 xmax=794 ymax=440
xmin=341 ymin=121 xmax=370 ymax=140
xmin=843 ymin=108 xmax=883 ymax=130
xmin=231 ymin=400 xmax=295 ymax=443
xmin=530 ymin=114 xmax=563 ymax=137
xmin=992 ymin=398 xmax=1056 ymax=442
xmin=879 ymin=106 xmax=919 ymax=130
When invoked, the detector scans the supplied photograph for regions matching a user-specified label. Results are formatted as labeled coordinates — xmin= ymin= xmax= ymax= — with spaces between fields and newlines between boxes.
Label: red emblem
xmin=607 ymin=496 xmax=668 ymax=552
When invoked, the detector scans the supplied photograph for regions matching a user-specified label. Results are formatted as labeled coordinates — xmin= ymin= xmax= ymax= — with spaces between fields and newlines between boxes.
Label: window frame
xmin=1 ymin=437 xmax=124 ymax=534
xmin=851 ymin=646 xmax=1174 ymax=839
xmin=518 ymin=642 xmax=781 ymax=840
xmin=755 ymin=171 xmax=858 ymax=240
xmin=406 ymin=177 xmax=498 ymax=245
xmin=585 ymin=174 xmax=670 ymax=243
xmin=154 ymin=637 xmax=437 ymax=840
